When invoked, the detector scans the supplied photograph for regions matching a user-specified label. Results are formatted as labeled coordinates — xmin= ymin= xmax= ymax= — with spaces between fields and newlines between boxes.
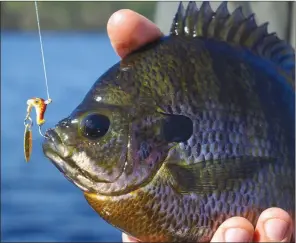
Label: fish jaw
xmin=42 ymin=129 xmax=72 ymax=174
xmin=42 ymin=129 xmax=96 ymax=192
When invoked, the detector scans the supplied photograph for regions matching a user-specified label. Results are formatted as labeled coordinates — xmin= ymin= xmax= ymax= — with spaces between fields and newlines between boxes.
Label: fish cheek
xmin=124 ymin=114 xmax=175 ymax=178
xmin=69 ymin=111 xmax=130 ymax=183
xmin=74 ymin=138 xmax=127 ymax=182
xmin=124 ymin=120 xmax=161 ymax=176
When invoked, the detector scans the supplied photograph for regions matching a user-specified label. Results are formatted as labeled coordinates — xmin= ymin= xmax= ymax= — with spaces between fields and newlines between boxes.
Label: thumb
xmin=107 ymin=9 xmax=162 ymax=59
xmin=253 ymin=208 xmax=293 ymax=242
xmin=211 ymin=217 xmax=254 ymax=242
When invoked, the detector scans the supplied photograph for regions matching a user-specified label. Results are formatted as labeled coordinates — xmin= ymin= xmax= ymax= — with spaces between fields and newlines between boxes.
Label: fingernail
xmin=264 ymin=218 xmax=289 ymax=241
xmin=225 ymin=228 xmax=251 ymax=242
xmin=109 ymin=12 xmax=123 ymax=26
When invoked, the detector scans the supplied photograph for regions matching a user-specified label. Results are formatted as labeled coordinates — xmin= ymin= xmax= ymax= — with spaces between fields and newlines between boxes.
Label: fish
xmin=42 ymin=1 xmax=295 ymax=242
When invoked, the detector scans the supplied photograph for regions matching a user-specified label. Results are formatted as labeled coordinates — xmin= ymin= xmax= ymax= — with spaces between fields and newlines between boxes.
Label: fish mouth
xmin=42 ymin=129 xmax=71 ymax=164
xmin=42 ymin=129 xmax=68 ymax=172
xmin=42 ymin=129 xmax=94 ymax=192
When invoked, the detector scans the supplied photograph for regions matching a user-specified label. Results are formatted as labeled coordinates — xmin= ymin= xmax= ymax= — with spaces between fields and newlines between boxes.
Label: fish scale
xmin=43 ymin=1 xmax=295 ymax=242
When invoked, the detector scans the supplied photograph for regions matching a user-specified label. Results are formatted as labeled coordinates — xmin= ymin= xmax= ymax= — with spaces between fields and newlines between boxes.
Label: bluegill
xmin=42 ymin=1 xmax=295 ymax=242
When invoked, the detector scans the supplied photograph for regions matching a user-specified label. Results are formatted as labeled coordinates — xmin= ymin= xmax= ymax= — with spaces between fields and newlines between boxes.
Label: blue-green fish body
xmin=43 ymin=2 xmax=295 ymax=242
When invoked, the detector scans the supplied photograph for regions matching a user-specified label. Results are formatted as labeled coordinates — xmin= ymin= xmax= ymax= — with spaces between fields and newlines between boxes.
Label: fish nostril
xmin=59 ymin=118 xmax=71 ymax=127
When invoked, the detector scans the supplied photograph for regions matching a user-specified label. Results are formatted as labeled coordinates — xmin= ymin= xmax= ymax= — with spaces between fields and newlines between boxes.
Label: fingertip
xmin=107 ymin=9 xmax=131 ymax=33
xmin=254 ymin=207 xmax=293 ymax=242
xmin=257 ymin=207 xmax=292 ymax=224
xmin=211 ymin=217 xmax=254 ymax=242
xmin=107 ymin=9 xmax=162 ymax=58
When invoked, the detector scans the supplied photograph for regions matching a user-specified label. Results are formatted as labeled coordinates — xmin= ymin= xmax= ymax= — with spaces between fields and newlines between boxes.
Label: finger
xmin=211 ymin=217 xmax=254 ymax=242
xmin=107 ymin=9 xmax=163 ymax=58
xmin=122 ymin=233 xmax=138 ymax=242
xmin=253 ymin=207 xmax=293 ymax=242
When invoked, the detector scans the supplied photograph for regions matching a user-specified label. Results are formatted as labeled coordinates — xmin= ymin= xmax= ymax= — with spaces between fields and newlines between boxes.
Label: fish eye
xmin=81 ymin=114 xmax=110 ymax=140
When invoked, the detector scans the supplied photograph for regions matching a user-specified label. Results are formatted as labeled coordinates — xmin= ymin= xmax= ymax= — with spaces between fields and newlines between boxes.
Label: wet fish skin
xmin=42 ymin=1 xmax=295 ymax=242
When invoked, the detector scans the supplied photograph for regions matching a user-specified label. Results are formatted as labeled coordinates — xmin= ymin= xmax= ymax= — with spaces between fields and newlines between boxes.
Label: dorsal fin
xmin=170 ymin=1 xmax=295 ymax=80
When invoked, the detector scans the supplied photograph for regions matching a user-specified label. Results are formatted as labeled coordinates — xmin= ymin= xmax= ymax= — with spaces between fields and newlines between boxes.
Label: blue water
xmin=1 ymin=32 xmax=123 ymax=242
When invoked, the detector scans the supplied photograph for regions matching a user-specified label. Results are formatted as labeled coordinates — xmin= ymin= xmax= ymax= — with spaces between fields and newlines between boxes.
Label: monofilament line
xmin=34 ymin=1 xmax=50 ymax=100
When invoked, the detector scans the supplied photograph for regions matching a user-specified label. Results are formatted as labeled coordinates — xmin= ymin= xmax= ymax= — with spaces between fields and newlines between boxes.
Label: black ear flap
xmin=161 ymin=114 xmax=193 ymax=143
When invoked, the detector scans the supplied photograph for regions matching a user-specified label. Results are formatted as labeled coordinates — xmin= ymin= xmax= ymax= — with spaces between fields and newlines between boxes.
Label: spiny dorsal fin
xmin=169 ymin=1 xmax=295 ymax=80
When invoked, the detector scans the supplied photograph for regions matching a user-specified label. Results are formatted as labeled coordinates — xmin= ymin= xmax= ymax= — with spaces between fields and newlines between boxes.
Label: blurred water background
xmin=1 ymin=1 xmax=295 ymax=242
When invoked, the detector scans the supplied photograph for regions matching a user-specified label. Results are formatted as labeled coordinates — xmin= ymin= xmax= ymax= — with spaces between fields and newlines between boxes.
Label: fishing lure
xmin=23 ymin=1 xmax=52 ymax=162
xmin=24 ymin=98 xmax=52 ymax=162
xmin=24 ymin=120 xmax=32 ymax=162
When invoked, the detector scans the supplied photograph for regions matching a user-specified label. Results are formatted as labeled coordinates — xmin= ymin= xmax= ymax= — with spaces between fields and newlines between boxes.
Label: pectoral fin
xmin=166 ymin=157 xmax=275 ymax=194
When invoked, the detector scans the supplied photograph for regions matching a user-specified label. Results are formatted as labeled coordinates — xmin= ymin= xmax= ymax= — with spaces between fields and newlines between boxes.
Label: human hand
xmin=121 ymin=207 xmax=293 ymax=242
xmin=107 ymin=9 xmax=294 ymax=243
xmin=210 ymin=208 xmax=293 ymax=242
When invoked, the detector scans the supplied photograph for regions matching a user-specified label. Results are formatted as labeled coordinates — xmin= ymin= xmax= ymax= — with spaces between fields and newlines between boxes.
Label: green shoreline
xmin=1 ymin=2 xmax=156 ymax=31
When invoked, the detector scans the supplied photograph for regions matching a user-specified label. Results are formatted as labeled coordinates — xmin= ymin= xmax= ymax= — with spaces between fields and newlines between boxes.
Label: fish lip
xmin=42 ymin=129 xmax=69 ymax=174
xmin=42 ymin=129 xmax=74 ymax=180
xmin=43 ymin=129 xmax=73 ymax=158
xmin=43 ymin=148 xmax=92 ymax=192
xmin=42 ymin=134 xmax=92 ymax=192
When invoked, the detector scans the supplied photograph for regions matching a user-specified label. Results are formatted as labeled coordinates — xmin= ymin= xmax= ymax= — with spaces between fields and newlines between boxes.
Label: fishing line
xmin=34 ymin=1 xmax=50 ymax=100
